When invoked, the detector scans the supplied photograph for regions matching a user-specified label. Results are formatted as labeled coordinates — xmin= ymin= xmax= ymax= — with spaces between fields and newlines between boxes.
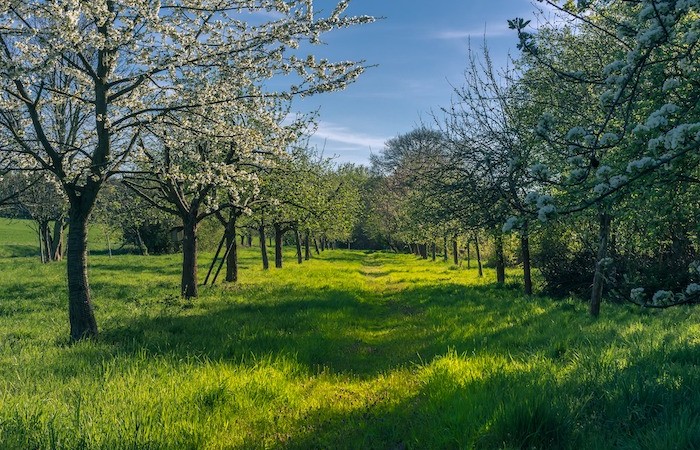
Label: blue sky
xmin=293 ymin=0 xmax=554 ymax=164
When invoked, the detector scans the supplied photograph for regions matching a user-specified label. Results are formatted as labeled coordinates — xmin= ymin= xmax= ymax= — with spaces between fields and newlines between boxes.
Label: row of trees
xmin=0 ymin=0 xmax=375 ymax=340
xmin=364 ymin=0 xmax=700 ymax=316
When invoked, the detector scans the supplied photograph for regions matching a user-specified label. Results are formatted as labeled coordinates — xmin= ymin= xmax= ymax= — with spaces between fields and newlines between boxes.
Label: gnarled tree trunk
xmin=590 ymin=211 xmax=611 ymax=317
xmin=66 ymin=211 xmax=98 ymax=341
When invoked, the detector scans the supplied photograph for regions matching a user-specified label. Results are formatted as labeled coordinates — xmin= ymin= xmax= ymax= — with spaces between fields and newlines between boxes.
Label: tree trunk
xmin=348 ymin=239 xmax=351 ymax=250
xmin=474 ymin=234 xmax=483 ymax=278
xmin=313 ymin=237 xmax=320 ymax=255
xmin=247 ymin=233 xmax=252 ymax=247
xmin=259 ymin=224 xmax=269 ymax=270
xmin=443 ymin=236 xmax=448 ymax=262
xmin=295 ymin=227 xmax=303 ymax=264
xmin=304 ymin=230 xmax=311 ymax=260
xmin=274 ymin=223 xmax=283 ymax=269
xmin=521 ymin=225 xmax=533 ymax=296
xmin=66 ymin=212 xmax=98 ymax=341
xmin=431 ymin=242 xmax=436 ymax=261
xmin=135 ymin=226 xmax=148 ymax=256
xmin=590 ymin=211 xmax=611 ymax=317
xmin=181 ymin=216 xmax=198 ymax=298
xmin=420 ymin=243 xmax=428 ymax=259
xmin=495 ymin=230 xmax=506 ymax=285
xmin=54 ymin=223 xmax=64 ymax=260
xmin=225 ymin=215 xmax=238 ymax=283
xmin=452 ymin=238 xmax=458 ymax=265
xmin=38 ymin=221 xmax=48 ymax=263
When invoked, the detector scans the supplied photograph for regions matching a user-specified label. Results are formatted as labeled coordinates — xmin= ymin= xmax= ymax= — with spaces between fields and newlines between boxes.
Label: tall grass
xmin=1 ymin=223 xmax=699 ymax=448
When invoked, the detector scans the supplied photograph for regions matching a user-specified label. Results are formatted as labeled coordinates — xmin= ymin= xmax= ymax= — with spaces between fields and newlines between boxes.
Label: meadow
xmin=1 ymin=219 xmax=699 ymax=449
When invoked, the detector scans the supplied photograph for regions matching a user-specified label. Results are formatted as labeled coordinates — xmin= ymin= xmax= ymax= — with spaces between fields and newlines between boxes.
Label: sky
xmin=292 ymin=0 xmax=556 ymax=165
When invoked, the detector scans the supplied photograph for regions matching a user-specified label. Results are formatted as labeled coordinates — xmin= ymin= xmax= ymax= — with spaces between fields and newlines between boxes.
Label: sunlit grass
xmin=1 ymin=222 xmax=700 ymax=448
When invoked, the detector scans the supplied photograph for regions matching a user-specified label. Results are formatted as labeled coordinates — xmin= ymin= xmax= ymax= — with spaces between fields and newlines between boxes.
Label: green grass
xmin=1 ymin=222 xmax=700 ymax=448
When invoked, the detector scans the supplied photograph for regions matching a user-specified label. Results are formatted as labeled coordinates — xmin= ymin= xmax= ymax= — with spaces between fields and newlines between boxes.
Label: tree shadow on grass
xmin=96 ymin=281 xmax=590 ymax=379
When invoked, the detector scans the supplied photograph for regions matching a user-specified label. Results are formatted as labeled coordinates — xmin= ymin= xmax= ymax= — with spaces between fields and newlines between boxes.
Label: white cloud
xmin=433 ymin=23 xmax=512 ymax=40
xmin=311 ymin=121 xmax=389 ymax=150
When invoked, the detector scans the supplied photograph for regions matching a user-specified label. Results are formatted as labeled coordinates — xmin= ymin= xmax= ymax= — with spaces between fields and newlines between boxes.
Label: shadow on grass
xmin=97 ymin=281 xmax=593 ymax=379
xmin=0 ymin=244 xmax=38 ymax=258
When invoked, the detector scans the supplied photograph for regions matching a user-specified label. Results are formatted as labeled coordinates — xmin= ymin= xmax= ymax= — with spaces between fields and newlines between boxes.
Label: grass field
xmin=1 ymin=220 xmax=699 ymax=449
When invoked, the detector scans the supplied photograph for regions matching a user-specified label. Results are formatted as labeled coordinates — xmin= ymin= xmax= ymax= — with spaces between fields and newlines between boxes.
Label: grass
xmin=1 ymin=220 xmax=700 ymax=448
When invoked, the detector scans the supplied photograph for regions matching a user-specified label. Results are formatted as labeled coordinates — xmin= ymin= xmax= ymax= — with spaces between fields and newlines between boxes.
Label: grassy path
xmin=0 ymin=245 xmax=699 ymax=448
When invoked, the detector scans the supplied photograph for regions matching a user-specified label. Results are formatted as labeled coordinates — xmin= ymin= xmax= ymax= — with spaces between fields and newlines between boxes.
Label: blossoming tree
xmin=0 ymin=0 xmax=373 ymax=340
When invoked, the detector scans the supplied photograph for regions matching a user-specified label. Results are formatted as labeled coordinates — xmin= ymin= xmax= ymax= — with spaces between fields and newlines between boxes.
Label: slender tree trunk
xmin=181 ymin=216 xmax=198 ymax=298
xmin=135 ymin=226 xmax=148 ymax=256
xmin=443 ymin=236 xmax=448 ymax=262
xmin=247 ymin=233 xmax=252 ymax=247
xmin=590 ymin=211 xmax=611 ymax=317
xmin=274 ymin=223 xmax=283 ymax=269
xmin=259 ymin=224 xmax=269 ymax=270
xmin=431 ymin=242 xmax=436 ymax=261
xmin=495 ymin=230 xmax=505 ymax=285
xmin=321 ymin=237 xmax=326 ymax=251
xmin=474 ymin=234 xmax=483 ymax=278
xmin=452 ymin=238 xmax=459 ymax=265
xmin=304 ymin=230 xmax=311 ymax=260
xmin=521 ymin=224 xmax=533 ymax=295
xmin=66 ymin=211 xmax=98 ymax=341
xmin=38 ymin=223 xmax=47 ymax=264
xmin=53 ymin=219 xmax=66 ymax=261
xmin=240 ymin=234 xmax=245 ymax=246
xmin=313 ymin=237 xmax=320 ymax=255
xmin=421 ymin=243 xmax=428 ymax=259
xmin=348 ymin=239 xmax=351 ymax=250
xmin=41 ymin=221 xmax=52 ymax=262
xmin=225 ymin=215 xmax=238 ymax=283
xmin=295 ymin=227 xmax=303 ymax=264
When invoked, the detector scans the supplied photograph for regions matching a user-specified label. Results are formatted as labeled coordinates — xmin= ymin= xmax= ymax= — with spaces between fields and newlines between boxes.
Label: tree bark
xmin=274 ymin=223 xmax=283 ymax=268
xmin=474 ymin=234 xmax=483 ymax=278
xmin=443 ymin=236 xmax=448 ymax=262
xmin=313 ymin=237 xmax=320 ymax=255
xmin=590 ymin=211 xmax=611 ymax=317
xmin=431 ymin=242 xmax=436 ymax=261
xmin=452 ymin=238 xmax=459 ymax=265
xmin=66 ymin=212 xmax=98 ymax=341
xmin=135 ymin=226 xmax=148 ymax=256
xmin=295 ymin=227 xmax=303 ymax=264
xmin=225 ymin=214 xmax=238 ymax=283
xmin=38 ymin=221 xmax=48 ymax=263
xmin=420 ymin=243 xmax=428 ymax=259
xmin=51 ymin=216 xmax=65 ymax=261
xmin=259 ymin=224 xmax=269 ymax=270
xmin=521 ymin=224 xmax=533 ymax=296
xmin=181 ymin=216 xmax=198 ymax=298
xmin=304 ymin=230 xmax=311 ymax=260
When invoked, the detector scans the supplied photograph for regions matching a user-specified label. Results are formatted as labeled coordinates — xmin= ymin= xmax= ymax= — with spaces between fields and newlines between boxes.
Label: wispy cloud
xmin=433 ymin=23 xmax=512 ymax=40
xmin=311 ymin=121 xmax=389 ymax=151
